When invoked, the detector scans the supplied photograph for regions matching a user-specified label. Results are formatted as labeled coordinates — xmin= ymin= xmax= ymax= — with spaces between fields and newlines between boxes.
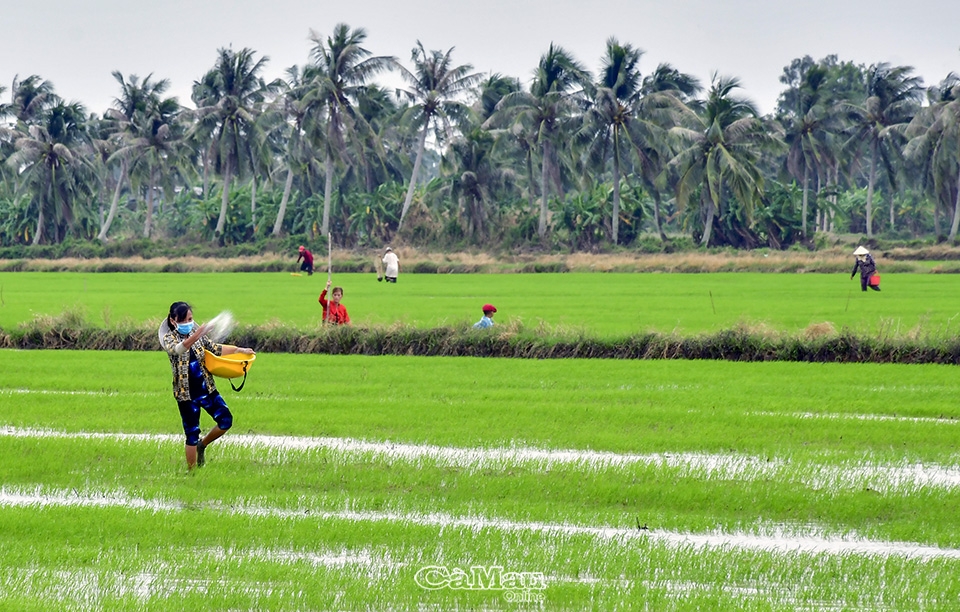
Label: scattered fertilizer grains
xmin=204 ymin=310 xmax=236 ymax=342
xmin=2 ymin=350 xmax=960 ymax=610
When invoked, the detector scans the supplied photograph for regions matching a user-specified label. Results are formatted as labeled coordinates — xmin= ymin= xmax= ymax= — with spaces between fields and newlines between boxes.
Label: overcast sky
xmin=2 ymin=0 xmax=958 ymax=117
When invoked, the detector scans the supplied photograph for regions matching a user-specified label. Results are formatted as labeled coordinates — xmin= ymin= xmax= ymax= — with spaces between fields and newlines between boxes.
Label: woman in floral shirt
xmin=159 ymin=301 xmax=255 ymax=470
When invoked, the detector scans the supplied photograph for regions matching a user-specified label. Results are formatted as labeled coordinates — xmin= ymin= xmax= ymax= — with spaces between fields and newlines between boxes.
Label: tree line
xmin=1 ymin=24 xmax=958 ymax=251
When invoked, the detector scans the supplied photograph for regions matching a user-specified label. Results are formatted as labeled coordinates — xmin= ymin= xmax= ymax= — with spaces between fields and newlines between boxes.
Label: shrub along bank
xmin=4 ymin=316 xmax=960 ymax=365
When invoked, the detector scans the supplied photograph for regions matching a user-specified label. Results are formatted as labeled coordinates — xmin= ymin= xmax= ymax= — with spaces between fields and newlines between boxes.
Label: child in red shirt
xmin=319 ymin=280 xmax=350 ymax=324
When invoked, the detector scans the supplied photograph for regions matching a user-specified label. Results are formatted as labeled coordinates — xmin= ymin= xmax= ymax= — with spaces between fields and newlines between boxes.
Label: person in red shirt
xmin=297 ymin=245 xmax=314 ymax=275
xmin=319 ymin=279 xmax=350 ymax=324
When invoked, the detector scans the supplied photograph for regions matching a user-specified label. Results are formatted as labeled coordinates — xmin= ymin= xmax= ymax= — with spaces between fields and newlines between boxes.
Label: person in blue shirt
xmin=473 ymin=304 xmax=497 ymax=329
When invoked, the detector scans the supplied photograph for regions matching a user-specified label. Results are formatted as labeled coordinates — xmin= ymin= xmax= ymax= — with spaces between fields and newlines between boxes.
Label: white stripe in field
xmin=753 ymin=410 xmax=960 ymax=426
xmin=1 ymin=557 xmax=855 ymax=610
xmin=3 ymin=425 xmax=960 ymax=493
xmin=0 ymin=388 xmax=145 ymax=397
xmin=0 ymin=553 xmax=886 ymax=610
xmin=2 ymin=486 xmax=960 ymax=561
xmin=0 ymin=387 xmax=297 ymax=400
xmin=2 ymin=567 xmax=287 ymax=609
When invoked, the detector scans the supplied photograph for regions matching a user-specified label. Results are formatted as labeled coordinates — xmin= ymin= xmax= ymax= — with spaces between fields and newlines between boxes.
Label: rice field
xmin=4 ymin=271 xmax=960 ymax=337
xmin=2 ymin=349 xmax=960 ymax=610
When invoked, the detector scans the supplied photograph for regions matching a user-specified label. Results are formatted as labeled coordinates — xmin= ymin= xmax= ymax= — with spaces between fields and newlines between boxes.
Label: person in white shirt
xmin=382 ymin=247 xmax=400 ymax=283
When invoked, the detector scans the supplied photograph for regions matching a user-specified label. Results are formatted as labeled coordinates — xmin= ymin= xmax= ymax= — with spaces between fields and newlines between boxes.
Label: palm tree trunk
xmin=98 ymin=159 xmax=127 ymax=242
xmin=612 ymin=142 xmax=621 ymax=245
xmin=251 ymin=176 xmax=257 ymax=231
xmin=364 ymin=155 xmax=375 ymax=193
xmin=700 ymin=193 xmax=715 ymax=248
xmin=525 ymin=148 xmax=536 ymax=216
xmin=216 ymin=165 xmax=232 ymax=237
xmin=321 ymin=152 xmax=334 ymax=237
xmin=934 ymin=194 xmax=943 ymax=238
xmin=33 ymin=207 xmax=44 ymax=245
xmin=272 ymin=166 xmax=295 ymax=236
xmin=652 ymin=190 xmax=666 ymax=242
xmin=866 ymin=140 xmax=877 ymax=237
xmin=202 ymin=148 xmax=210 ymax=200
xmin=889 ymin=191 xmax=895 ymax=231
xmin=801 ymin=164 xmax=809 ymax=238
xmin=143 ymin=169 xmax=156 ymax=238
xmin=399 ymin=123 xmax=429 ymax=229
xmin=830 ymin=165 xmax=839 ymax=232
xmin=949 ymin=169 xmax=960 ymax=242
xmin=539 ymin=139 xmax=551 ymax=240
xmin=33 ymin=179 xmax=49 ymax=246
xmin=815 ymin=173 xmax=822 ymax=232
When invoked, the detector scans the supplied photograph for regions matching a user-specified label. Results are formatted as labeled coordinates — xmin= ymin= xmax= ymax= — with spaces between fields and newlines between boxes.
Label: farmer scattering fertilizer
xmin=850 ymin=246 xmax=881 ymax=292
xmin=159 ymin=302 xmax=255 ymax=470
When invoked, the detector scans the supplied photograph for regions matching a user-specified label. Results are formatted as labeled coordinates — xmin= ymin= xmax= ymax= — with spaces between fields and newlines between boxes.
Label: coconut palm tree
xmin=582 ymin=39 xmax=689 ymax=244
xmin=192 ymin=47 xmax=275 ymax=238
xmin=307 ymin=24 xmax=395 ymax=238
xmin=843 ymin=63 xmax=922 ymax=236
xmin=639 ymin=63 xmax=702 ymax=240
xmin=777 ymin=63 xmax=837 ymax=238
xmin=477 ymin=75 xmax=537 ymax=214
xmin=580 ymin=38 xmax=644 ymax=244
xmin=905 ymin=74 xmax=960 ymax=240
xmin=98 ymin=72 xmax=171 ymax=240
xmin=8 ymin=75 xmax=56 ymax=125
xmin=113 ymin=94 xmax=189 ymax=238
xmin=394 ymin=42 xmax=483 ymax=230
xmin=667 ymin=74 xmax=782 ymax=247
xmin=492 ymin=44 xmax=591 ymax=239
xmin=440 ymin=116 xmax=513 ymax=239
xmin=0 ymin=85 xmax=11 ymax=173
xmin=7 ymin=100 xmax=94 ymax=244
xmin=642 ymin=63 xmax=702 ymax=103
xmin=353 ymin=83 xmax=404 ymax=195
xmin=270 ymin=65 xmax=322 ymax=236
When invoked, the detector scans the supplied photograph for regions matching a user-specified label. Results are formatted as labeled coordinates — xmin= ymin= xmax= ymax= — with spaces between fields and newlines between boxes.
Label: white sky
xmin=1 ymin=0 xmax=958 ymax=117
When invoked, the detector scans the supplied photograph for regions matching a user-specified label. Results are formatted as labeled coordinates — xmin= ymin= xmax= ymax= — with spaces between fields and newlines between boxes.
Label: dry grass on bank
xmin=0 ymin=255 xmax=288 ymax=273
xmin=5 ymin=246 xmax=960 ymax=274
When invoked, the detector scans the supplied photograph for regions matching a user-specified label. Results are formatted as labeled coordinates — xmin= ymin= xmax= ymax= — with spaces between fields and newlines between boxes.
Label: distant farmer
xmin=319 ymin=279 xmax=350 ymax=324
xmin=159 ymin=301 xmax=255 ymax=470
xmin=851 ymin=246 xmax=880 ymax=292
xmin=382 ymin=247 xmax=400 ymax=283
xmin=297 ymin=245 xmax=314 ymax=276
xmin=473 ymin=304 xmax=497 ymax=329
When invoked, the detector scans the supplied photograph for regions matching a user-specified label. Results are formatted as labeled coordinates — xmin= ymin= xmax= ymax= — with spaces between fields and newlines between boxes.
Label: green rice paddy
xmin=3 ymin=349 xmax=960 ymax=610
xmin=3 ymin=271 xmax=960 ymax=336
xmin=2 ymin=270 xmax=960 ymax=609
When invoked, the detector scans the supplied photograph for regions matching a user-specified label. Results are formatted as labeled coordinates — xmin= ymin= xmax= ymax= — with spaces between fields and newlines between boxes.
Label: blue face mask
xmin=176 ymin=322 xmax=194 ymax=335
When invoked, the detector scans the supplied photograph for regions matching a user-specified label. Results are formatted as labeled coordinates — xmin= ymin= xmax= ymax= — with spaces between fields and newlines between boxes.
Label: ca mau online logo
xmin=415 ymin=565 xmax=546 ymax=602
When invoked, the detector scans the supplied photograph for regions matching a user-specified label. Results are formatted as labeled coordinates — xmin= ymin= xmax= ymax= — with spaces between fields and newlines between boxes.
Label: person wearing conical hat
xmin=851 ymin=246 xmax=880 ymax=292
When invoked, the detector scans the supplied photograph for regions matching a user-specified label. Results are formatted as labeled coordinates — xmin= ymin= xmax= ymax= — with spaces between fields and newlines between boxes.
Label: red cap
xmin=482 ymin=304 xmax=497 ymax=313
xmin=298 ymin=245 xmax=305 ymax=251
